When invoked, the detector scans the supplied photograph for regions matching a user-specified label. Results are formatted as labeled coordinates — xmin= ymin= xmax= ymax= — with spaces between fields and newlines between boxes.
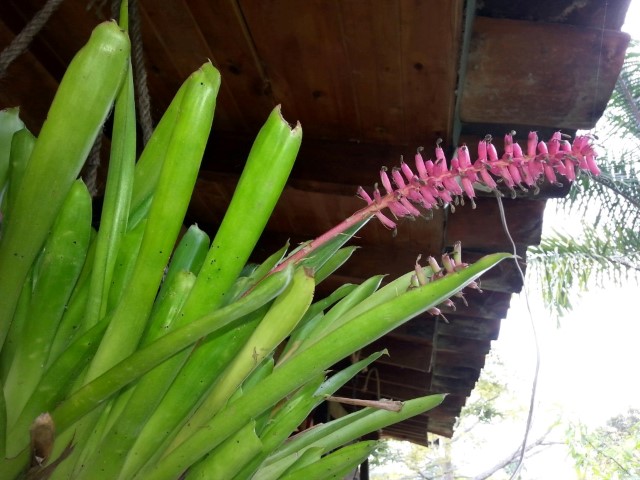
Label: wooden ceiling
xmin=0 ymin=0 xmax=631 ymax=445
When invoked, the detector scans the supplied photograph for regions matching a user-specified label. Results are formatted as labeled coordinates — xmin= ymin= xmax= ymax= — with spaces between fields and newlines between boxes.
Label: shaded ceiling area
xmin=0 ymin=0 xmax=631 ymax=444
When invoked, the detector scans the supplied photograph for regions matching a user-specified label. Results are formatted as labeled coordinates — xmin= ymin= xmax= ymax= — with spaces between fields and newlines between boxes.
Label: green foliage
xmin=528 ymin=225 xmax=640 ymax=317
xmin=0 ymin=19 xmax=508 ymax=479
xmin=528 ymin=39 xmax=640 ymax=318
xmin=567 ymin=408 xmax=640 ymax=479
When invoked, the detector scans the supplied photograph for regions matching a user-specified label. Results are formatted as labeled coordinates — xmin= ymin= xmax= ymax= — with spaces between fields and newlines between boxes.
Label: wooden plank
xmin=439 ymin=289 xmax=511 ymax=320
xmin=398 ymin=0 xmax=463 ymax=145
xmin=0 ymin=0 xmax=103 ymax=83
xmin=238 ymin=0 xmax=359 ymax=140
xmin=422 ymin=419 xmax=454 ymax=438
xmin=361 ymin=337 xmax=432 ymax=372
xmin=433 ymin=365 xmax=481 ymax=383
xmin=139 ymin=0 xmax=245 ymax=131
xmin=445 ymin=197 xmax=546 ymax=250
xmin=476 ymin=0 xmax=630 ymax=29
xmin=436 ymin=315 xmax=502 ymax=341
xmin=460 ymin=17 xmax=630 ymax=129
xmin=337 ymin=380 xmax=427 ymax=402
xmin=135 ymin=2 xmax=186 ymax=121
xmin=437 ymin=334 xmax=492 ymax=355
xmin=382 ymin=425 xmax=430 ymax=445
xmin=336 ymin=1 xmax=404 ymax=143
xmin=185 ymin=0 xmax=276 ymax=132
xmin=435 ymin=350 xmax=487 ymax=370
xmin=352 ymin=363 xmax=432 ymax=392
xmin=430 ymin=376 xmax=474 ymax=396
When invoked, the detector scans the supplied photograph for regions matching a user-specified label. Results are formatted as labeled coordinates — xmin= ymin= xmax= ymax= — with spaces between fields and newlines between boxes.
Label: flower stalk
xmin=274 ymin=131 xmax=599 ymax=272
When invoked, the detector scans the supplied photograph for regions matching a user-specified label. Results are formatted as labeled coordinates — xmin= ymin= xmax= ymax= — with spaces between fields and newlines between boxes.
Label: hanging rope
xmin=85 ymin=136 xmax=103 ymax=197
xmin=84 ymin=0 xmax=154 ymax=196
xmin=0 ymin=0 xmax=65 ymax=79
xmin=129 ymin=0 xmax=154 ymax=145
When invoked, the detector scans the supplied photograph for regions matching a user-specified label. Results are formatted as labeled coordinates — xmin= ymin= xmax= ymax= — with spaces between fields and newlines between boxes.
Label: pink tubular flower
xmin=355 ymin=130 xmax=599 ymax=230
xmin=272 ymin=131 xmax=598 ymax=277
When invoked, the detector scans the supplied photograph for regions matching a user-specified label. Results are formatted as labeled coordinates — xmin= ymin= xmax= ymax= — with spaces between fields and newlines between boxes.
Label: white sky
xmin=372 ymin=5 xmax=640 ymax=479
xmin=480 ymin=2 xmax=640 ymax=477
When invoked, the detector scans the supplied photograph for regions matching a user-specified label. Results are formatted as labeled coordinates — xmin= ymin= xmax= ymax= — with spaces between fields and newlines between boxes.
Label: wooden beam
xmin=460 ymin=16 xmax=629 ymax=130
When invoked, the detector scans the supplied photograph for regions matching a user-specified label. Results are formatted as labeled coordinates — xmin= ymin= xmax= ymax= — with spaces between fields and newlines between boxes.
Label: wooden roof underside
xmin=0 ymin=0 xmax=631 ymax=445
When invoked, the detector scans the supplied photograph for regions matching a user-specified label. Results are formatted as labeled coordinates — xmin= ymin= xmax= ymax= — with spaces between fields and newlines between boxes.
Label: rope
xmin=85 ymin=135 xmax=103 ymax=197
xmin=129 ymin=0 xmax=154 ymax=144
xmin=83 ymin=0 xmax=155 ymax=195
xmin=0 ymin=0 xmax=65 ymax=79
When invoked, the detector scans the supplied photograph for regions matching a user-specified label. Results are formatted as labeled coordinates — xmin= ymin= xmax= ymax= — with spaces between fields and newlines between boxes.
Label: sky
xmin=474 ymin=2 xmax=640 ymax=477
xmin=372 ymin=4 xmax=640 ymax=478
xmin=499 ymin=0 xmax=640 ymax=424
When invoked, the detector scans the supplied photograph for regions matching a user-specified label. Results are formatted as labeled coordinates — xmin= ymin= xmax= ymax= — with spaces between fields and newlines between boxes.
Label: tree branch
xmin=470 ymin=426 xmax=556 ymax=480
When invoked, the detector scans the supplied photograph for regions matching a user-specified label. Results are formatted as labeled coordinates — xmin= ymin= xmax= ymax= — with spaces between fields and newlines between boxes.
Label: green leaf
xmin=143 ymin=253 xmax=509 ymax=477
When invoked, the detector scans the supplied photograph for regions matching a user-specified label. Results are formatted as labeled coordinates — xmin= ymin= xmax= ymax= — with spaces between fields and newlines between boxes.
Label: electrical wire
xmin=494 ymin=192 xmax=540 ymax=480
xmin=504 ymin=2 xmax=609 ymax=476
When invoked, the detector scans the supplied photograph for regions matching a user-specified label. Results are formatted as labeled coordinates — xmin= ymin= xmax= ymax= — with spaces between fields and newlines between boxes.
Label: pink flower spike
xmin=537 ymin=140 xmax=549 ymax=156
xmin=477 ymin=140 xmax=488 ymax=161
xmin=440 ymin=298 xmax=456 ymax=310
xmin=392 ymin=167 xmax=407 ymax=189
xmin=425 ymin=159 xmax=435 ymax=176
xmin=520 ymin=163 xmax=535 ymax=187
xmin=380 ymin=167 xmax=394 ymax=194
xmin=512 ymin=142 xmax=523 ymax=159
xmin=461 ymin=176 xmax=476 ymax=199
xmin=578 ymin=155 xmax=589 ymax=170
xmin=436 ymin=187 xmax=453 ymax=203
xmin=504 ymin=132 xmax=514 ymax=156
xmin=548 ymin=131 xmax=561 ymax=156
xmin=552 ymin=158 xmax=568 ymax=177
xmin=487 ymin=142 xmax=499 ymax=162
xmin=453 ymin=241 xmax=462 ymax=264
xmin=450 ymin=157 xmax=460 ymax=173
xmin=572 ymin=136 xmax=590 ymax=155
xmin=375 ymin=211 xmax=397 ymax=230
xmin=543 ymin=163 xmax=557 ymax=184
xmin=399 ymin=196 xmax=421 ymax=217
xmin=527 ymin=131 xmax=538 ymax=157
xmin=407 ymin=188 xmax=429 ymax=208
xmin=419 ymin=184 xmax=438 ymax=206
xmin=435 ymin=142 xmax=447 ymax=164
xmin=427 ymin=256 xmax=442 ymax=274
xmin=499 ymin=166 xmax=515 ymax=188
xmin=388 ymin=199 xmax=411 ymax=218
xmin=586 ymin=153 xmax=601 ymax=175
xmin=357 ymin=186 xmax=374 ymax=204
xmin=400 ymin=159 xmax=415 ymax=183
xmin=508 ymin=164 xmax=522 ymax=185
xmin=414 ymin=255 xmax=429 ymax=285
xmin=443 ymin=175 xmax=463 ymax=196
xmin=528 ymin=157 xmax=544 ymax=179
xmin=478 ymin=164 xmax=498 ymax=189
xmin=563 ymin=158 xmax=576 ymax=181
xmin=458 ymin=145 xmax=472 ymax=168
xmin=432 ymin=159 xmax=446 ymax=177
xmin=442 ymin=254 xmax=455 ymax=273
xmin=415 ymin=148 xmax=428 ymax=178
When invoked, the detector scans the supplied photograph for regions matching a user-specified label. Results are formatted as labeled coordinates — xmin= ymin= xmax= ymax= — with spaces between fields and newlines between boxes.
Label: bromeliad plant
xmin=0 ymin=10 xmax=598 ymax=480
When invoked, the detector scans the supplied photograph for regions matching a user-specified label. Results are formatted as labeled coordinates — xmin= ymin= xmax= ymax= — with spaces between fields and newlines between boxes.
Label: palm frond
xmin=528 ymin=225 xmax=640 ymax=318
xmin=602 ymin=39 xmax=640 ymax=141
